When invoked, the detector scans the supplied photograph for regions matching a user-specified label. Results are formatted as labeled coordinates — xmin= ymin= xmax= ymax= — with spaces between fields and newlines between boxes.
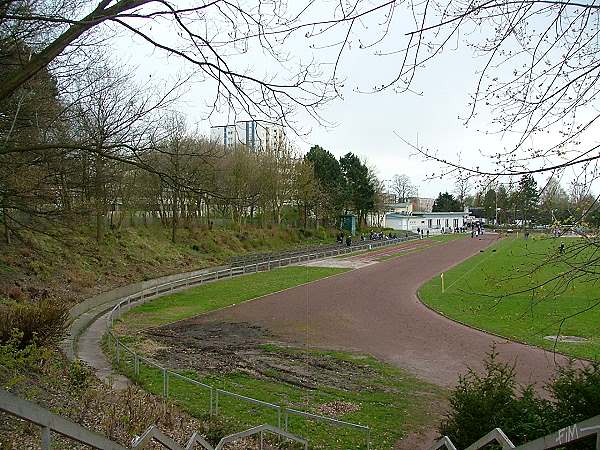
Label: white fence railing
xmin=105 ymin=237 xmax=412 ymax=449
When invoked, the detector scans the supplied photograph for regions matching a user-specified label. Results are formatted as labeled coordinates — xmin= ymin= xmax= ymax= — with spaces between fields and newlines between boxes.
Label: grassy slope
xmin=419 ymin=236 xmax=600 ymax=360
xmin=114 ymin=266 xmax=445 ymax=449
xmin=0 ymin=225 xmax=333 ymax=306
xmin=120 ymin=266 xmax=349 ymax=331
xmin=0 ymin=340 xmax=209 ymax=449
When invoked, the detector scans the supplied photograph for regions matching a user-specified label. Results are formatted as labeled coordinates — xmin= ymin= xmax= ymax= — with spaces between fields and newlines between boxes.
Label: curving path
xmin=171 ymin=234 xmax=570 ymax=388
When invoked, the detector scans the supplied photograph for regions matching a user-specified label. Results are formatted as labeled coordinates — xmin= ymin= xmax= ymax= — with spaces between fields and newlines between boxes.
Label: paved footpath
xmin=69 ymin=266 xmax=226 ymax=389
xmin=173 ymin=234 xmax=571 ymax=388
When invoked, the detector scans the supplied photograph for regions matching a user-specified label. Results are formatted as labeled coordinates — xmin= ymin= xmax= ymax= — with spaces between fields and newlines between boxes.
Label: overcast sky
xmin=108 ymin=1 xmax=599 ymax=199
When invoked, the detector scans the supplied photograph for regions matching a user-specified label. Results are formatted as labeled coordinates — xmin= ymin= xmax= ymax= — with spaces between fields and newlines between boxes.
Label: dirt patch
xmin=144 ymin=321 xmax=378 ymax=391
xmin=316 ymin=400 xmax=360 ymax=416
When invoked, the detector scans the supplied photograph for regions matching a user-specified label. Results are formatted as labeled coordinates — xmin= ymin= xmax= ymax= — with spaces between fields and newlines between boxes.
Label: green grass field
xmin=419 ymin=236 xmax=600 ymax=360
xmin=120 ymin=266 xmax=348 ymax=331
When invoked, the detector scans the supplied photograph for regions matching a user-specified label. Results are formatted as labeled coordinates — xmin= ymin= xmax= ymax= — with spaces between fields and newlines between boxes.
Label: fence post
xmin=367 ymin=427 xmax=371 ymax=450
xmin=209 ymin=387 xmax=213 ymax=416
xmin=134 ymin=354 xmax=139 ymax=377
xmin=260 ymin=431 xmax=264 ymax=450
xmin=215 ymin=390 xmax=219 ymax=415
xmin=41 ymin=426 xmax=51 ymax=450
xmin=115 ymin=340 xmax=119 ymax=364
xmin=162 ymin=368 xmax=167 ymax=398
xmin=284 ymin=409 xmax=288 ymax=432
xmin=277 ymin=406 xmax=281 ymax=429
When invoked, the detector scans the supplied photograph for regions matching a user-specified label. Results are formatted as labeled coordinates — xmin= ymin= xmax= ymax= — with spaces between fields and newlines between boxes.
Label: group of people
xmin=336 ymin=230 xmax=404 ymax=247
xmin=368 ymin=231 xmax=400 ymax=241
xmin=336 ymin=232 xmax=353 ymax=247
xmin=470 ymin=224 xmax=484 ymax=238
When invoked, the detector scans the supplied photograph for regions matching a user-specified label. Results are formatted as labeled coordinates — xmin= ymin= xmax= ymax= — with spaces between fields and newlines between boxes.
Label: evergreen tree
xmin=432 ymin=192 xmax=462 ymax=212
xmin=516 ymin=175 xmax=539 ymax=225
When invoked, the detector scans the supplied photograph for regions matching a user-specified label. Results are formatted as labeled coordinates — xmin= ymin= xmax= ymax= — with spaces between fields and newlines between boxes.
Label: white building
xmin=384 ymin=211 xmax=473 ymax=233
xmin=210 ymin=120 xmax=286 ymax=152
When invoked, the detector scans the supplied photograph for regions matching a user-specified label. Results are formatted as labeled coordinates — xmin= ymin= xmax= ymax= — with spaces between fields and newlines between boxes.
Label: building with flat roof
xmin=210 ymin=120 xmax=286 ymax=152
xmin=384 ymin=211 xmax=474 ymax=233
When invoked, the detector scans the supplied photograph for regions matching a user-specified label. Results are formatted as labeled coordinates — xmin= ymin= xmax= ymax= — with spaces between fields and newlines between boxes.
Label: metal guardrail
xmin=428 ymin=414 xmax=600 ymax=450
xmin=0 ymin=388 xmax=128 ymax=450
xmin=0 ymin=388 xmax=308 ymax=450
xmin=105 ymin=237 xmax=412 ymax=449
xmin=229 ymin=236 xmax=412 ymax=266
xmin=4 ymin=384 xmax=600 ymax=450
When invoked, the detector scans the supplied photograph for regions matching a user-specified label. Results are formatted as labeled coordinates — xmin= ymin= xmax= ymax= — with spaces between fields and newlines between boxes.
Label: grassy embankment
xmin=0 ymin=225 xmax=338 ymax=448
xmin=0 ymin=225 xmax=333 ymax=306
xmin=113 ymin=266 xmax=446 ymax=449
xmin=419 ymin=236 xmax=600 ymax=360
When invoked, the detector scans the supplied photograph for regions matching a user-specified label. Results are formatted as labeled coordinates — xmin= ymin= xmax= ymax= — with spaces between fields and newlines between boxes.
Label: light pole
xmin=495 ymin=190 xmax=498 ymax=225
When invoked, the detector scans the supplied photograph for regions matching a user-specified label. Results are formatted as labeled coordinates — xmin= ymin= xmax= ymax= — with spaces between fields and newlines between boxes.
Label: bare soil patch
xmin=145 ymin=321 xmax=379 ymax=391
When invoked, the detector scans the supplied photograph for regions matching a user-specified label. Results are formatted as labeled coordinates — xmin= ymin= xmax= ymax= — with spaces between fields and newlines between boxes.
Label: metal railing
xmin=105 ymin=237 xmax=412 ymax=449
xmin=229 ymin=235 xmax=413 ymax=266
xmin=428 ymin=414 xmax=600 ymax=450
xmin=0 ymin=388 xmax=308 ymax=450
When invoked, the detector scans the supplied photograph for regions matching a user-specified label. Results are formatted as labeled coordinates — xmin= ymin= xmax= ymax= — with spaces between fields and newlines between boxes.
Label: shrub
xmin=549 ymin=361 xmax=600 ymax=449
xmin=0 ymin=299 xmax=69 ymax=347
xmin=0 ymin=329 xmax=52 ymax=371
xmin=68 ymin=359 xmax=92 ymax=388
xmin=441 ymin=350 xmax=600 ymax=449
xmin=439 ymin=348 xmax=551 ymax=448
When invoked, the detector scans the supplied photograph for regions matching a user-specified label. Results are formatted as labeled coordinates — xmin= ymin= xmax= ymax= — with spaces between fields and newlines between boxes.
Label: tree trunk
xmin=94 ymin=153 xmax=104 ymax=243
xmin=172 ymin=186 xmax=178 ymax=243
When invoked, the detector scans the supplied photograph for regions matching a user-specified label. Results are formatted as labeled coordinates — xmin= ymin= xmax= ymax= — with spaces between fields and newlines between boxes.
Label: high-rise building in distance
xmin=210 ymin=120 xmax=286 ymax=151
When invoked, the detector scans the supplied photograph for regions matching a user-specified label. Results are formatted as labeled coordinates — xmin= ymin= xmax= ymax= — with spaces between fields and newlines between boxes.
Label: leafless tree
xmin=390 ymin=174 xmax=416 ymax=202
xmin=375 ymin=0 xmax=600 ymax=185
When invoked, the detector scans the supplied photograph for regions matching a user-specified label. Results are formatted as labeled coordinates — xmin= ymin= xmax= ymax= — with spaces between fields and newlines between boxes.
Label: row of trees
xmin=1 ymin=47 xmax=387 ymax=245
xmin=472 ymin=175 xmax=599 ymax=227
xmin=431 ymin=174 xmax=599 ymax=227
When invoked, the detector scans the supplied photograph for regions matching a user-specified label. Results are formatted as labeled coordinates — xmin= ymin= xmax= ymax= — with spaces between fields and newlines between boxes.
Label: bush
xmin=0 ymin=329 xmax=52 ymax=371
xmin=68 ymin=359 xmax=92 ymax=388
xmin=440 ymin=348 xmax=550 ymax=448
xmin=0 ymin=299 xmax=69 ymax=347
xmin=551 ymin=362 xmax=600 ymax=424
xmin=441 ymin=350 xmax=600 ymax=449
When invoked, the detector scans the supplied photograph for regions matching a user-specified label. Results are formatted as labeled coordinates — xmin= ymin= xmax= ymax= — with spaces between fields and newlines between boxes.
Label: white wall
xmin=385 ymin=214 xmax=469 ymax=233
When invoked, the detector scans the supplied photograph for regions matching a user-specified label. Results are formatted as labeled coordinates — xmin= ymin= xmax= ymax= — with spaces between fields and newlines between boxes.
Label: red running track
xmin=175 ymin=234 xmax=570 ymax=387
